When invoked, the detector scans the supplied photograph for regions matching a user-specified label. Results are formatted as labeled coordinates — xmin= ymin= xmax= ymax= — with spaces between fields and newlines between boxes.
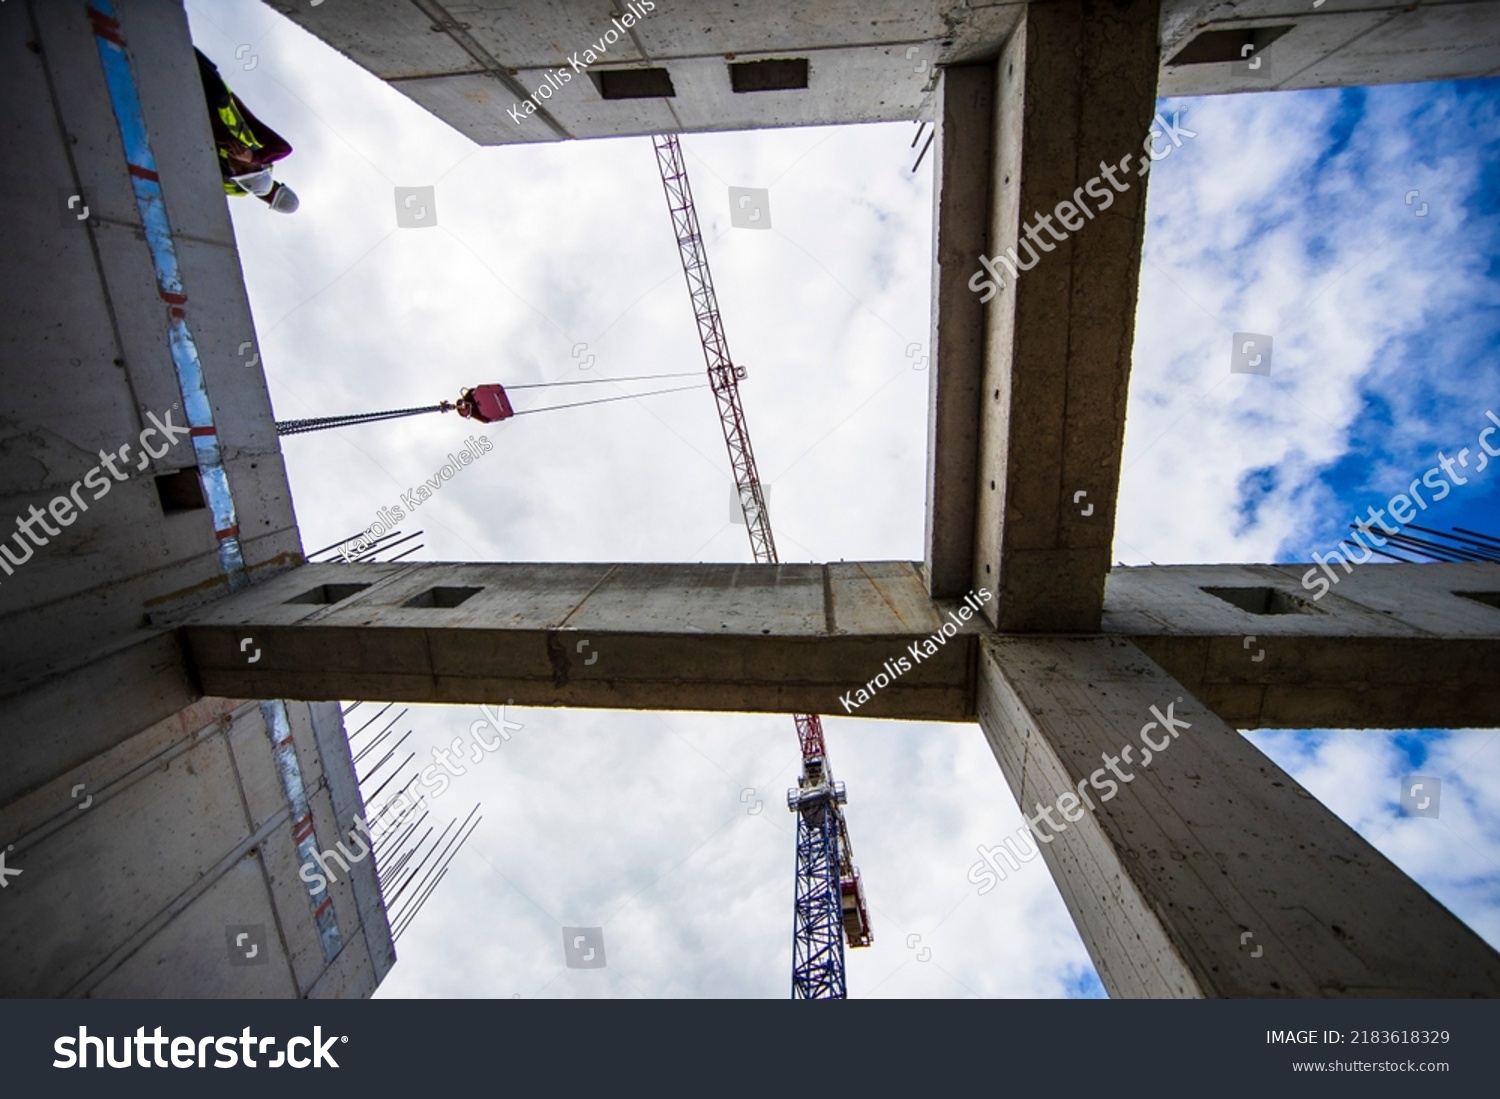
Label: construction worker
xmin=194 ymin=48 xmax=299 ymax=213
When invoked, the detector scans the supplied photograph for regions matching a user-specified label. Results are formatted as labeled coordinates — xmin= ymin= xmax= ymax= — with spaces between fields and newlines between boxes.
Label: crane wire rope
xmin=275 ymin=378 xmax=707 ymax=436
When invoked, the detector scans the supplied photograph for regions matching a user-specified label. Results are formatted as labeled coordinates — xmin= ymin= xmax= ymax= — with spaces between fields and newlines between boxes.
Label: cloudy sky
xmin=186 ymin=1 xmax=1499 ymax=997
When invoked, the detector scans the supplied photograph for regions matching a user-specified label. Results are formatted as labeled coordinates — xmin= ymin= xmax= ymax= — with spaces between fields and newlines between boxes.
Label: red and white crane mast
xmin=650 ymin=134 xmax=872 ymax=999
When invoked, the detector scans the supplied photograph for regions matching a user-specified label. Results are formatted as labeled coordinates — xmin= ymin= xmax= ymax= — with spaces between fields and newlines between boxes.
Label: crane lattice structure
xmin=651 ymin=133 xmax=873 ymax=999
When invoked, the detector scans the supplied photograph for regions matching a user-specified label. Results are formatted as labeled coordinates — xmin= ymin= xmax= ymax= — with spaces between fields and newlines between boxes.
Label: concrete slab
xmin=1 ymin=0 xmax=302 ymax=704
xmin=309 ymin=700 xmax=394 ymax=985
xmin=256 ymin=813 xmax=333 ymax=996
xmin=0 ymin=636 xmax=199 ymax=807
xmin=308 ymin=926 xmax=378 ymax=999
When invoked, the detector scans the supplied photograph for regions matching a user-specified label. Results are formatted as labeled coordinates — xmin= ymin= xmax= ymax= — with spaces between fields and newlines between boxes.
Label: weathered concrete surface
xmin=310 ymin=700 xmax=396 ymax=987
xmin=923 ymin=63 xmax=993 ymax=599
xmin=973 ymin=0 xmax=1160 ymax=631
xmin=0 ymin=0 xmax=302 ymax=706
xmin=171 ymin=560 xmax=1500 ymax=731
xmin=0 ymin=1 xmax=388 ymax=1000
xmin=263 ymin=0 xmax=1024 ymax=143
xmin=978 ymin=635 xmax=1500 ymax=997
xmin=0 ymin=696 xmax=392 ymax=998
xmin=263 ymin=2 xmax=1500 ymax=147
xmin=1107 ymin=562 xmax=1500 ymax=730
xmin=173 ymin=561 xmax=984 ymax=719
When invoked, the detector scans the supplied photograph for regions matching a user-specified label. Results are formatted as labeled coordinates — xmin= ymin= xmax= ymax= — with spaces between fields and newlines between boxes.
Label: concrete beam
xmin=978 ymin=635 xmax=1500 ymax=997
xmin=1160 ymin=0 xmax=1500 ymax=98
xmin=171 ymin=561 xmax=983 ymax=720
xmin=263 ymin=0 xmax=1024 ymax=144
xmin=1105 ymin=562 xmax=1500 ymax=730
xmin=264 ymin=2 xmax=1500 ymax=146
xmin=923 ymin=63 xmax=993 ymax=599
xmin=169 ymin=560 xmax=1500 ymax=727
xmin=973 ymin=0 xmax=1160 ymax=631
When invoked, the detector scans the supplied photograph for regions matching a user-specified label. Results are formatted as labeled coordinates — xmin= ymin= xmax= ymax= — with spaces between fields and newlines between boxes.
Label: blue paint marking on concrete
xmin=91 ymin=3 xmax=343 ymax=967
xmin=88 ymin=0 xmax=247 ymax=590
xmin=261 ymin=701 xmax=345 ymax=963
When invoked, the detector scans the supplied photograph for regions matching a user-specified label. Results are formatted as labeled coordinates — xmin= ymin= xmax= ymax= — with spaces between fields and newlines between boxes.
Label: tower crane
xmin=650 ymin=133 xmax=873 ymax=999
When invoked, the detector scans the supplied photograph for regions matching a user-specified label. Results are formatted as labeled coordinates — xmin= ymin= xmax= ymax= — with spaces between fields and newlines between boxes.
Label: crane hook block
xmin=456 ymin=384 xmax=514 ymax=424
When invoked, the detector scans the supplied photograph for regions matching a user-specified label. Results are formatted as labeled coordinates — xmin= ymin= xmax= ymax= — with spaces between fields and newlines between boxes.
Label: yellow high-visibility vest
xmin=217 ymin=97 xmax=261 ymax=195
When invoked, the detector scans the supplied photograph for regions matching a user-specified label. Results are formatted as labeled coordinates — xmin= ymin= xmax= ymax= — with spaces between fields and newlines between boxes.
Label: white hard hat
xmin=230 ymin=167 xmax=275 ymax=196
xmin=269 ymin=182 xmax=300 ymax=214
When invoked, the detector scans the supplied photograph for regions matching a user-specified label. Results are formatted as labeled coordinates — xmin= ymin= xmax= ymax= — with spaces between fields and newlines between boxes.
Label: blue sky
xmin=1291 ymin=84 xmax=1500 ymax=560
xmin=187 ymin=0 xmax=1498 ymax=998
xmin=1122 ymin=81 xmax=1500 ymax=568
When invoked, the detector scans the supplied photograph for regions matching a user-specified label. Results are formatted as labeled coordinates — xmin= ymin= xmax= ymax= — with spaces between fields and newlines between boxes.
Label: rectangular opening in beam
xmin=1455 ymin=591 xmax=1500 ymax=611
xmin=592 ymin=67 xmax=676 ymax=99
xmin=729 ymin=58 xmax=809 ymax=93
xmin=1201 ymin=585 xmax=1321 ymax=616
xmin=286 ymin=583 xmax=371 ymax=606
xmin=1166 ymin=25 xmax=1293 ymax=66
xmin=402 ymin=586 xmax=482 ymax=609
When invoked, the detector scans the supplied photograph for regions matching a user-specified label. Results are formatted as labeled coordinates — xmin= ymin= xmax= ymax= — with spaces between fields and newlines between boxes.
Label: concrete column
xmin=923 ymin=63 xmax=993 ymax=599
xmin=974 ymin=0 xmax=1161 ymax=631
xmin=978 ymin=635 xmax=1500 ymax=997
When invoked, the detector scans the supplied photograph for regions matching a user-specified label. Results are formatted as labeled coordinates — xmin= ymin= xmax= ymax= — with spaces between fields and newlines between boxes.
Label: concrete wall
xmin=0 ymin=0 xmax=301 ymax=724
xmin=0 ymin=695 xmax=393 ymax=997
xmin=0 ymin=0 xmax=391 ymax=998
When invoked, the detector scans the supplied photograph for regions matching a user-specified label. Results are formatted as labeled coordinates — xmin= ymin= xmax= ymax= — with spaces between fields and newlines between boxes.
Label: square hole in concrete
xmin=1166 ymin=25 xmax=1293 ymax=66
xmin=730 ymin=58 xmax=809 ymax=93
xmin=1455 ymin=591 xmax=1500 ymax=611
xmin=286 ymin=583 xmax=371 ymax=605
xmin=403 ymin=585 xmax=482 ymax=609
xmin=154 ymin=468 xmax=206 ymax=513
xmin=1201 ymin=585 xmax=1320 ymax=615
xmin=592 ymin=67 xmax=675 ymax=99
